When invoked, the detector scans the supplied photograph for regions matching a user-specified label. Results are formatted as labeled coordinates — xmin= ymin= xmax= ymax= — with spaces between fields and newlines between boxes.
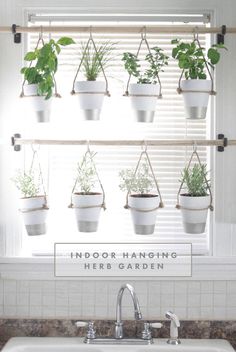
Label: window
xmin=13 ymin=13 xmax=211 ymax=256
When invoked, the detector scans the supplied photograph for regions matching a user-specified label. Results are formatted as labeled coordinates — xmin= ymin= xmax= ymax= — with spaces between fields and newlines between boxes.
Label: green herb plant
xmin=119 ymin=162 xmax=154 ymax=194
xmin=12 ymin=170 xmax=40 ymax=198
xmin=180 ymin=164 xmax=209 ymax=197
xmin=122 ymin=47 xmax=169 ymax=84
xmin=171 ymin=38 xmax=227 ymax=80
xmin=75 ymin=152 xmax=98 ymax=194
xmin=21 ymin=37 xmax=75 ymax=99
xmin=80 ymin=41 xmax=116 ymax=81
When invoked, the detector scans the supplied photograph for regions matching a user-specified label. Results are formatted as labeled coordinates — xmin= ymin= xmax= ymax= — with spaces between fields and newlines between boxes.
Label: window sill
xmin=0 ymin=256 xmax=236 ymax=280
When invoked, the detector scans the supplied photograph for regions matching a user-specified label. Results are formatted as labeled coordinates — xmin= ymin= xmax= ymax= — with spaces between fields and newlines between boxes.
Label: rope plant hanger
xmin=124 ymin=28 xmax=163 ymax=99
xmin=71 ymin=29 xmax=110 ymax=97
xmin=68 ymin=143 xmax=106 ymax=211
xmin=20 ymin=26 xmax=61 ymax=98
xmin=124 ymin=144 xmax=164 ymax=212
xmin=176 ymin=144 xmax=214 ymax=212
xmin=20 ymin=145 xmax=49 ymax=213
xmin=177 ymin=29 xmax=216 ymax=96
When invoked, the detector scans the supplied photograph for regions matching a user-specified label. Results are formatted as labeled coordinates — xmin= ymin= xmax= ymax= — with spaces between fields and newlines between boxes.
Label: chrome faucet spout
xmin=115 ymin=283 xmax=142 ymax=339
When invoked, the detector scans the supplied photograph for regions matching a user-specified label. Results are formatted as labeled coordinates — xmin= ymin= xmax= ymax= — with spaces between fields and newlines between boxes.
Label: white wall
xmin=0 ymin=0 xmax=236 ymax=320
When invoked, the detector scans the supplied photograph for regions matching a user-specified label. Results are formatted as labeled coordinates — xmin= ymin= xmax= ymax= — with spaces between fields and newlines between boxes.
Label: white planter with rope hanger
xmin=177 ymin=34 xmax=216 ymax=120
xmin=74 ymin=81 xmax=107 ymax=121
xmin=18 ymin=149 xmax=49 ymax=236
xmin=20 ymin=33 xmax=60 ymax=123
xmin=124 ymin=148 xmax=164 ymax=235
xmin=176 ymin=145 xmax=213 ymax=234
xmin=20 ymin=195 xmax=48 ymax=236
xmin=124 ymin=33 xmax=162 ymax=123
xmin=69 ymin=148 xmax=106 ymax=233
xmin=71 ymin=34 xmax=110 ymax=121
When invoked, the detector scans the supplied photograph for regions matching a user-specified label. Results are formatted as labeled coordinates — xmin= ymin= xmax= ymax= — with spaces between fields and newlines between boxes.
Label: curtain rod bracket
xmin=11 ymin=133 xmax=21 ymax=151
xmin=217 ymin=133 xmax=228 ymax=152
xmin=12 ymin=24 xmax=21 ymax=44
xmin=217 ymin=25 xmax=226 ymax=45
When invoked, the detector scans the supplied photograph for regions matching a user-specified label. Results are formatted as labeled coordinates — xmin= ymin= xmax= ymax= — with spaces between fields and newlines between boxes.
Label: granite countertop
xmin=0 ymin=319 xmax=235 ymax=351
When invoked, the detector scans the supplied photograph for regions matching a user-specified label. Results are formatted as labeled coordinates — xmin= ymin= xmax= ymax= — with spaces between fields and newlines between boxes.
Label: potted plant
xmin=171 ymin=38 xmax=226 ymax=119
xmin=12 ymin=170 xmax=48 ymax=236
xmin=178 ymin=164 xmax=211 ymax=234
xmin=73 ymin=41 xmax=115 ymax=120
xmin=122 ymin=46 xmax=169 ymax=122
xmin=20 ymin=36 xmax=74 ymax=122
xmin=119 ymin=162 xmax=160 ymax=235
xmin=71 ymin=151 xmax=105 ymax=232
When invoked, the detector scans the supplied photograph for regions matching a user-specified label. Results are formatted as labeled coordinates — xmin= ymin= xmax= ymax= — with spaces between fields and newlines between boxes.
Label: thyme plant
xmin=80 ymin=41 xmax=116 ymax=81
xmin=119 ymin=162 xmax=154 ymax=194
xmin=21 ymin=37 xmax=75 ymax=99
xmin=180 ymin=164 xmax=209 ymax=197
xmin=75 ymin=152 xmax=97 ymax=194
xmin=171 ymin=38 xmax=227 ymax=79
xmin=122 ymin=46 xmax=169 ymax=84
xmin=12 ymin=170 xmax=40 ymax=198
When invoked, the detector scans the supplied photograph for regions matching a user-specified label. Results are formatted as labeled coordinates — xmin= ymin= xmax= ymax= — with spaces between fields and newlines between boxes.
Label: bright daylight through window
xmin=13 ymin=13 xmax=211 ymax=256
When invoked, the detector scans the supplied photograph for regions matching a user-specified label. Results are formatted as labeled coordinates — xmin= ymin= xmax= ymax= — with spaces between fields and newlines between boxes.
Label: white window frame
xmin=0 ymin=0 xmax=236 ymax=280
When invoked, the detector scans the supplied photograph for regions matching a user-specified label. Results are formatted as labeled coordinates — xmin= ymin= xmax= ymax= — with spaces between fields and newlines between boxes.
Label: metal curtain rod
xmin=2 ymin=24 xmax=236 ymax=34
xmin=12 ymin=137 xmax=233 ymax=147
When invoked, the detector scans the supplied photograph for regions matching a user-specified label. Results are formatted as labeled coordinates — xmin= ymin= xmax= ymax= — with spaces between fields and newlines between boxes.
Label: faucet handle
xmin=150 ymin=322 xmax=163 ymax=329
xmin=75 ymin=321 xmax=96 ymax=339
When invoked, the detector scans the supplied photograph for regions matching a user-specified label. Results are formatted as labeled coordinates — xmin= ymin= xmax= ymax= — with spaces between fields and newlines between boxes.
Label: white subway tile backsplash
xmin=1 ymin=278 xmax=236 ymax=320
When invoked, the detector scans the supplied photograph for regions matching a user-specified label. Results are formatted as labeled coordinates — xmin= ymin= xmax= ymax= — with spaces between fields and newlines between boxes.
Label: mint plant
xmin=171 ymin=38 xmax=227 ymax=79
xmin=122 ymin=47 xmax=169 ymax=84
xmin=21 ymin=37 xmax=75 ymax=99
xmin=180 ymin=164 xmax=209 ymax=197
xmin=119 ymin=162 xmax=154 ymax=194
xmin=12 ymin=170 xmax=40 ymax=198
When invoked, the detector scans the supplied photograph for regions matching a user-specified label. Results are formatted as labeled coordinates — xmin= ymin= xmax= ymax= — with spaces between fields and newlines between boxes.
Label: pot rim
xmin=73 ymin=192 xmax=102 ymax=196
xmin=20 ymin=195 xmax=47 ymax=200
xmin=129 ymin=193 xmax=158 ymax=198
xmin=180 ymin=193 xmax=210 ymax=198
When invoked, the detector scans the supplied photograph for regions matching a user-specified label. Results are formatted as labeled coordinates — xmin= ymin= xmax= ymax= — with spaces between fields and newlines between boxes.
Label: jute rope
xmin=176 ymin=146 xmax=213 ymax=212
xmin=20 ymin=28 xmax=61 ymax=98
xmin=71 ymin=30 xmax=110 ymax=97
xmin=177 ymin=32 xmax=216 ymax=96
xmin=123 ymin=30 xmax=162 ymax=98
xmin=124 ymin=147 xmax=164 ymax=212
xmin=68 ymin=147 xmax=106 ymax=211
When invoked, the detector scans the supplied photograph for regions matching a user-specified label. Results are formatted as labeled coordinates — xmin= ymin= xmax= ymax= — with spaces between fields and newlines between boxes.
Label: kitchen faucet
xmin=115 ymin=283 xmax=142 ymax=339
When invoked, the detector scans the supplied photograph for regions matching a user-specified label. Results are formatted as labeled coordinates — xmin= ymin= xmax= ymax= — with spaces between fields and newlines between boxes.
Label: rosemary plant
xmin=180 ymin=164 xmax=209 ymax=197
xmin=75 ymin=152 xmax=98 ymax=194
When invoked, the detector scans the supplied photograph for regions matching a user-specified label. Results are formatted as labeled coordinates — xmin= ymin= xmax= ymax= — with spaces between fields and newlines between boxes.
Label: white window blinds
xmin=19 ymin=14 xmax=211 ymax=256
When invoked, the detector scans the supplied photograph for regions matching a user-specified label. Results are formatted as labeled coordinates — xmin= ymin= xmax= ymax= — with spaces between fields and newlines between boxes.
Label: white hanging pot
xmin=23 ymin=84 xmax=52 ymax=123
xmin=74 ymin=81 xmax=106 ymax=121
xmin=72 ymin=192 xmax=103 ymax=232
xmin=179 ymin=194 xmax=210 ymax=234
xmin=128 ymin=194 xmax=159 ymax=235
xmin=19 ymin=195 xmax=48 ymax=236
xmin=180 ymin=79 xmax=212 ymax=120
xmin=129 ymin=83 xmax=160 ymax=123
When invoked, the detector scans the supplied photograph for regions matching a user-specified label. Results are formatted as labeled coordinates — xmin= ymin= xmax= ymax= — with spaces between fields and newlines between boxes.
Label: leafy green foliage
xmin=171 ymin=39 xmax=227 ymax=80
xmin=21 ymin=37 xmax=75 ymax=99
xmin=122 ymin=47 xmax=169 ymax=84
xmin=119 ymin=162 xmax=154 ymax=194
xmin=81 ymin=41 xmax=116 ymax=81
xmin=180 ymin=164 xmax=209 ymax=197
xmin=12 ymin=170 xmax=40 ymax=198
xmin=75 ymin=152 xmax=98 ymax=194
